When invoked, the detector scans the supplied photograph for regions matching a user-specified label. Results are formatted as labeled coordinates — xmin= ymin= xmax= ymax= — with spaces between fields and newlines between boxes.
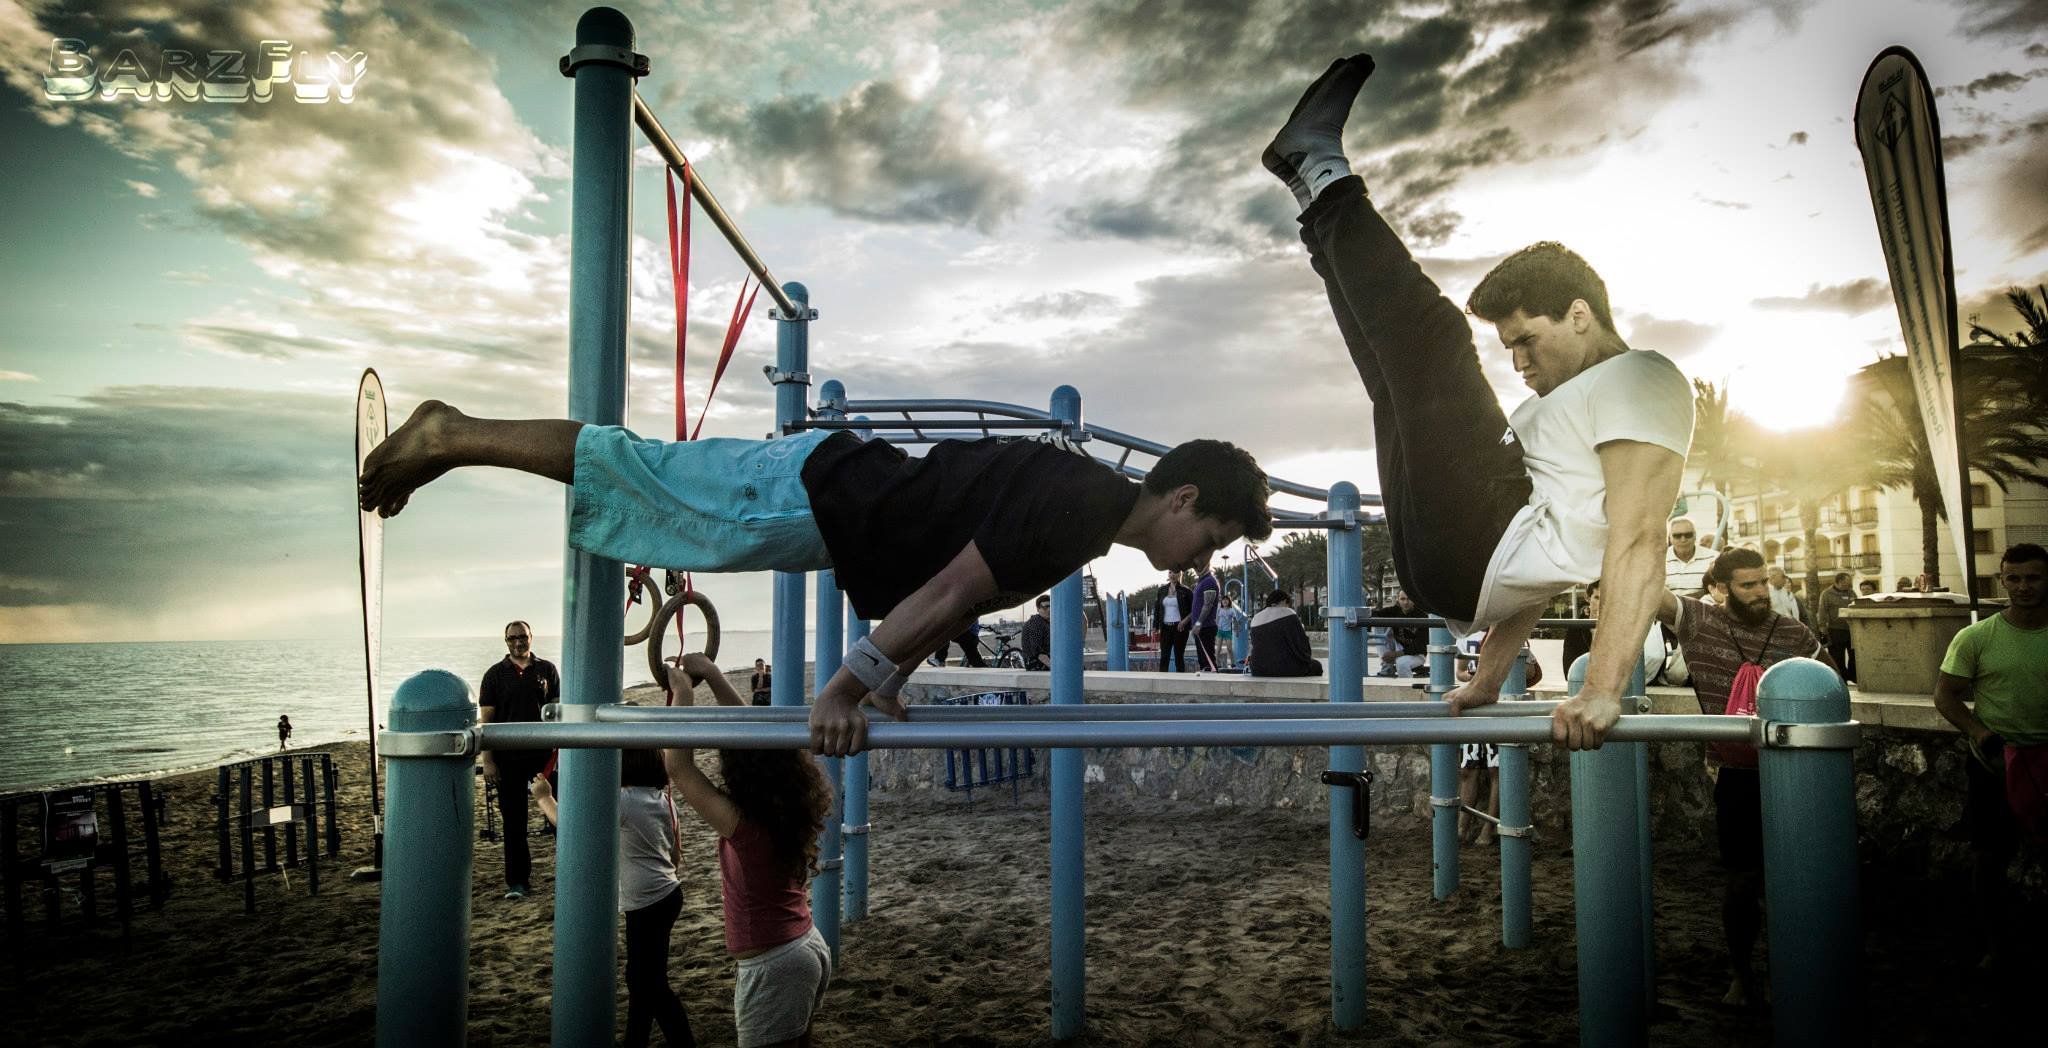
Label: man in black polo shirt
xmin=479 ymin=620 xmax=560 ymax=900
xmin=360 ymin=402 xmax=1273 ymax=755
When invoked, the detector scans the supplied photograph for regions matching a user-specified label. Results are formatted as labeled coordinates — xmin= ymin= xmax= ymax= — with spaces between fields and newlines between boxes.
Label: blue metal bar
xmin=592 ymin=700 xmax=1579 ymax=722
xmin=771 ymin=281 xmax=812 ymax=710
xmin=375 ymin=671 xmax=476 ymax=1045
xmin=555 ymin=10 xmax=634 ymax=1040
xmin=1429 ymin=627 xmax=1459 ymax=900
xmin=1325 ymin=482 xmax=1367 ymax=1030
xmin=1568 ymin=653 xmax=1650 ymax=1047
xmin=1499 ymin=654 xmax=1533 ymax=949
xmin=473 ymin=714 xmax=1753 ymax=751
xmin=812 ymin=565 xmax=845 ymax=961
xmin=1048 ymin=385 xmax=1086 ymax=1041
xmin=1758 ymin=660 xmax=1859 ymax=1045
xmin=1106 ymin=596 xmax=1129 ymax=671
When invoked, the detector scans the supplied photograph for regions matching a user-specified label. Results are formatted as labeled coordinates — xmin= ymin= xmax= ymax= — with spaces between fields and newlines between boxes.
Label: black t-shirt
xmin=1371 ymin=605 xmax=1426 ymax=655
xmin=802 ymin=434 xmax=1140 ymax=621
xmin=480 ymin=656 xmax=559 ymax=727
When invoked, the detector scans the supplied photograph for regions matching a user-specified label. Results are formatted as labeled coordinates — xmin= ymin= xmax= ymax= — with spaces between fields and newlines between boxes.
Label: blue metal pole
xmin=813 ymin=566 xmax=845 ymax=961
xmin=1499 ymin=652 xmax=1532 ymax=949
xmin=1429 ymin=626 xmax=1459 ymax=900
xmin=556 ymin=10 xmax=635 ymax=1041
xmin=1569 ymin=653 xmax=1649 ymax=1047
xmin=1107 ymin=596 xmax=1129 ymax=671
xmin=1234 ymin=556 xmax=1252 ymax=666
xmin=1048 ymin=385 xmax=1086 ymax=1041
xmin=771 ymin=280 xmax=813 ymax=710
xmin=1757 ymin=659 xmax=1859 ymax=1046
xmin=375 ymin=671 xmax=476 ymax=1046
xmin=1325 ymin=483 xmax=1367 ymax=1031
xmin=843 ymin=612 xmax=872 ymax=922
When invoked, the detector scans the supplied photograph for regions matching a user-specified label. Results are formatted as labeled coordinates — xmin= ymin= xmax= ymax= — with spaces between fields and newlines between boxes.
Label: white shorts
xmin=735 ymin=925 xmax=832 ymax=1047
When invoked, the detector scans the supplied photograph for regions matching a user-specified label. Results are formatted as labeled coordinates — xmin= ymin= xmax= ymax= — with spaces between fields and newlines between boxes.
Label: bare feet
xmin=358 ymin=399 xmax=460 ymax=518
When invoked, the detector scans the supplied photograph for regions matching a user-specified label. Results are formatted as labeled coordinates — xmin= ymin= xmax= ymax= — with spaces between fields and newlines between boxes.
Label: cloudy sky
xmin=2 ymin=0 xmax=2044 ymax=645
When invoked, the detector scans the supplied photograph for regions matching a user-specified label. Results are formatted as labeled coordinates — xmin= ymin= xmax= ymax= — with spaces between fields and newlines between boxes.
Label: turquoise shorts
xmin=568 ymin=426 xmax=836 ymax=573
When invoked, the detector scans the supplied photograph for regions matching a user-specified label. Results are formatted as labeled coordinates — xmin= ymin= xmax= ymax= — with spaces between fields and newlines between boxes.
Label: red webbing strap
xmin=666 ymin=164 xmax=692 ymax=442
xmin=689 ymin=277 xmax=761 ymax=441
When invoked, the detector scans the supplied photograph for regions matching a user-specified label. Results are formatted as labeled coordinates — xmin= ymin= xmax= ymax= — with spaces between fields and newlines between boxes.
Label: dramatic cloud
xmin=1786 ymin=131 xmax=1808 ymax=145
xmin=688 ymin=79 xmax=1027 ymax=232
xmin=1955 ymin=0 xmax=2048 ymax=38
xmin=1752 ymin=278 xmax=1892 ymax=315
xmin=1954 ymin=71 xmax=2032 ymax=97
xmin=1990 ymin=122 xmax=2048 ymax=254
xmin=1944 ymin=133 xmax=1991 ymax=160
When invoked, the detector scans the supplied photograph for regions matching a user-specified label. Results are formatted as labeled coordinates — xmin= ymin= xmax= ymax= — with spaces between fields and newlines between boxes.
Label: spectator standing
xmin=1248 ymin=590 xmax=1322 ymax=678
xmin=749 ymin=659 xmax=772 ymax=706
xmin=1665 ymin=520 xmax=1709 ymax=596
xmin=1215 ymin=595 xmax=1247 ymax=670
xmin=1858 ymin=579 xmax=1879 ymax=596
xmin=1372 ymin=590 xmax=1428 ymax=677
xmin=948 ymin=620 xmax=988 ymax=668
xmin=277 ymin=715 xmax=293 ymax=751
xmin=1654 ymin=547 xmax=1834 ymax=1008
xmin=1897 ymin=576 xmax=1918 ymax=593
xmin=1932 ymin=544 xmax=2048 ymax=971
xmin=1190 ymin=564 xmax=1222 ymax=671
xmin=1561 ymin=580 xmax=1600 ymax=673
xmin=479 ymin=620 xmax=561 ymax=900
xmin=1817 ymin=572 xmax=1857 ymax=683
xmin=1020 ymin=595 xmax=1053 ymax=671
xmin=1152 ymin=571 xmax=1193 ymax=672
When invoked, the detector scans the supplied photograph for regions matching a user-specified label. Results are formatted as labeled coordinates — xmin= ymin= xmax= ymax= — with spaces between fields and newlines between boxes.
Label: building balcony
xmin=1854 ymin=552 xmax=1881 ymax=570
xmin=1854 ymin=507 xmax=1878 ymax=525
xmin=1735 ymin=521 xmax=1758 ymax=537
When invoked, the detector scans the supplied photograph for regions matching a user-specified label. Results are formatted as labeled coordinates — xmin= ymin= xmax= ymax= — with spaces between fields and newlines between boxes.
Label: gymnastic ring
xmin=646 ymin=589 xmax=722 ymax=683
xmin=623 ymin=575 xmax=665 ymax=646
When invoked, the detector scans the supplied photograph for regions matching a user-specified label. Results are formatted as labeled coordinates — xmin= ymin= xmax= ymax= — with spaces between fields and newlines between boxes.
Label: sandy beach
xmin=1 ymin=732 xmax=2030 ymax=1047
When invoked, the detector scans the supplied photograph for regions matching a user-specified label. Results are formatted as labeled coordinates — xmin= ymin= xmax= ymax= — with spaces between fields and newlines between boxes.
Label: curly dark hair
xmin=717 ymin=748 xmax=832 ymax=881
xmin=1466 ymin=241 xmax=1617 ymax=334
xmin=1147 ymin=439 xmax=1273 ymax=542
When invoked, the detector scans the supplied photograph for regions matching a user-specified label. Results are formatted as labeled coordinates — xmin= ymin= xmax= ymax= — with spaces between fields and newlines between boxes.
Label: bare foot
xmin=358 ymin=399 xmax=461 ymax=518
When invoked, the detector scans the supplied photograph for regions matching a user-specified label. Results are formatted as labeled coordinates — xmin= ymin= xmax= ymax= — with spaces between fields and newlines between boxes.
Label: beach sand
xmin=0 ymin=736 xmax=2028 ymax=1046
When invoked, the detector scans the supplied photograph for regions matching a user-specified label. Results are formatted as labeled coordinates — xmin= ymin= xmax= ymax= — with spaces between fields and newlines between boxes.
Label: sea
xmin=0 ymin=629 xmax=810 ymax=796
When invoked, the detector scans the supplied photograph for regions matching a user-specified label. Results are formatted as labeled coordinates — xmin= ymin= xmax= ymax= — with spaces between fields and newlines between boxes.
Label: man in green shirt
xmin=1933 ymin=542 xmax=2048 ymax=969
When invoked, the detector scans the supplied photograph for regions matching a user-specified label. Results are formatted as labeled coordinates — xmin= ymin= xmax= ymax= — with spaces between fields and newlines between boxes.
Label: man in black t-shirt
xmin=1020 ymin=595 xmax=1053 ymax=670
xmin=479 ymin=620 xmax=560 ymax=900
xmin=361 ymin=404 xmax=1273 ymax=755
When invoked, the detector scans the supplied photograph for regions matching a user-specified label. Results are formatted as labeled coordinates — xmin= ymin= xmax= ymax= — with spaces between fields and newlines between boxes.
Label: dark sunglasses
xmin=506 ymin=634 xmax=531 ymax=642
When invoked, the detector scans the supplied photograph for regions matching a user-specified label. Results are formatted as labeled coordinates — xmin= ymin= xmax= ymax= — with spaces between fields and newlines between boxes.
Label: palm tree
xmin=1851 ymin=344 xmax=2048 ymax=587
xmin=1687 ymin=378 xmax=1744 ymax=495
xmin=1733 ymin=417 xmax=1860 ymax=609
xmin=1966 ymin=284 xmax=2048 ymax=411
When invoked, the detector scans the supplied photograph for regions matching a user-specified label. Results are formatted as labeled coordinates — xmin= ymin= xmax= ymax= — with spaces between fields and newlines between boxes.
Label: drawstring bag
xmin=1713 ymin=620 xmax=1777 ymax=769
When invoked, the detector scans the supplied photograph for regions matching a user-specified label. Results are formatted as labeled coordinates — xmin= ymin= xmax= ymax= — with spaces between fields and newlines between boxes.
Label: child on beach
xmin=664 ymin=654 xmax=833 ymax=1048
xmin=532 ymin=736 xmax=696 ymax=1047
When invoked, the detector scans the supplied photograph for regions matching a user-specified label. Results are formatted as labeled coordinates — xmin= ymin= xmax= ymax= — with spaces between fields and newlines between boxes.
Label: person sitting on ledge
xmin=358 ymin=402 xmax=1272 ymax=755
xmin=1247 ymin=590 xmax=1322 ymax=678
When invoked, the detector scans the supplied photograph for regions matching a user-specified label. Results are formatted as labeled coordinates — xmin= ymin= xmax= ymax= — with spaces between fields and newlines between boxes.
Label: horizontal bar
xmin=1344 ymin=615 xmax=1598 ymax=629
xmin=475 ymin=715 xmax=1756 ymax=751
xmin=632 ymin=94 xmax=800 ymax=317
xmin=790 ymin=418 xmax=1066 ymax=432
xmin=588 ymin=700 xmax=1572 ymax=723
xmin=842 ymin=398 xmax=1050 ymax=420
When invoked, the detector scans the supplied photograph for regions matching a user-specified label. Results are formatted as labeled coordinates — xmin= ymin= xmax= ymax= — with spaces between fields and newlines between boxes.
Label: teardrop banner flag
xmin=355 ymin=368 xmax=388 ymax=874
xmin=1854 ymin=46 xmax=1979 ymax=604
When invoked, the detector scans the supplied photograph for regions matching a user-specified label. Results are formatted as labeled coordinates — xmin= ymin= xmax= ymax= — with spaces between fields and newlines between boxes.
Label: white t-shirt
xmin=618 ymin=785 xmax=679 ymax=912
xmin=1460 ymin=350 xmax=1694 ymax=633
xmin=1665 ymin=548 xmax=1709 ymax=595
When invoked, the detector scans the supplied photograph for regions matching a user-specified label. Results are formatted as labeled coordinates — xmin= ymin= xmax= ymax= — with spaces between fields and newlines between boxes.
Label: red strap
xmin=689 ymin=278 xmax=761 ymax=440
xmin=666 ymin=165 xmax=692 ymax=442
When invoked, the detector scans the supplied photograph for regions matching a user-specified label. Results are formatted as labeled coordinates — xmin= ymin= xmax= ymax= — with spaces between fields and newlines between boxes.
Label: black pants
xmin=1161 ymin=624 xmax=1189 ymax=672
xmin=624 ymin=885 xmax=695 ymax=1047
xmin=1827 ymin=627 xmax=1853 ymax=682
xmin=952 ymin=630 xmax=987 ymax=667
xmin=1299 ymin=177 xmax=1532 ymax=622
xmin=494 ymin=755 xmax=545 ymax=888
xmin=1194 ymin=625 xmax=1219 ymax=671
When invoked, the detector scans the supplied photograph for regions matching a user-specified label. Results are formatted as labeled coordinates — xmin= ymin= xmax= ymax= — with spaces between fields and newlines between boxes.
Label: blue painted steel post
xmin=375 ymin=671 xmax=476 ymax=1046
xmin=1499 ymin=652 xmax=1532 ymax=949
xmin=1429 ymin=627 xmax=1459 ymax=899
xmin=1568 ymin=653 xmax=1649 ymax=1047
xmin=843 ymin=612 xmax=872 ymax=922
xmin=1048 ymin=385 xmax=1087 ymax=1041
xmin=556 ymin=10 xmax=636 ymax=1041
xmin=1106 ymin=596 xmax=1129 ymax=671
xmin=813 ymin=568 xmax=845 ymax=960
xmin=1325 ymin=483 xmax=1367 ymax=1030
xmin=1757 ymin=660 xmax=1859 ymax=1045
xmin=771 ymin=281 xmax=814 ymax=709
xmin=1234 ymin=556 xmax=1252 ymax=665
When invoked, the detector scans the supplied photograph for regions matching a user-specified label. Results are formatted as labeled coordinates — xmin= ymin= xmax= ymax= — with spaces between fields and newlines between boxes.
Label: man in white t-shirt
xmin=1665 ymin=520 xmax=1709 ymax=596
xmin=1267 ymin=55 xmax=1692 ymax=749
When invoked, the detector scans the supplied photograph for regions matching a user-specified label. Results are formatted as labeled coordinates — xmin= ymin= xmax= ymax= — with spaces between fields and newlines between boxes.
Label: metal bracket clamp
xmin=761 ymin=365 xmax=812 ymax=386
xmin=542 ymin=703 xmax=561 ymax=722
xmin=1496 ymin=822 xmax=1533 ymax=840
xmin=555 ymin=704 xmax=599 ymax=723
xmin=1428 ymin=794 xmax=1459 ymax=809
xmin=1425 ymin=643 xmax=1460 ymax=655
xmin=819 ymin=857 xmax=844 ymax=872
xmin=1759 ymin=720 xmax=1863 ymax=750
xmin=841 ymin=823 xmax=872 ymax=837
xmin=1421 ymin=683 xmax=1454 ymax=698
xmin=1327 ymin=607 xmax=1374 ymax=629
xmin=558 ymin=44 xmax=649 ymax=78
xmin=1320 ymin=770 xmax=1374 ymax=840
xmin=768 ymin=307 xmax=820 ymax=322
xmin=378 ymin=729 xmax=477 ymax=759
xmin=1318 ymin=509 xmax=1358 ymax=531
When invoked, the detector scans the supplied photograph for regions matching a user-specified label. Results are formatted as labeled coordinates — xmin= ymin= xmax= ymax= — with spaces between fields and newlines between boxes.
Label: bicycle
xmin=927 ymin=627 xmax=1027 ymax=669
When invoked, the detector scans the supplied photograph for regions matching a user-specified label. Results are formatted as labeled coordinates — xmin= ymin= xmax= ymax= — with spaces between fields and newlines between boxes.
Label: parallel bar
xmin=631 ymin=94 xmax=799 ymax=317
xmin=477 ymin=715 xmax=1753 ymax=751
xmin=592 ymin=700 xmax=1576 ymax=722
xmin=1348 ymin=616 xmax=1598 ymax=629
xmin=842 ymin=613 xmax=872 ymax=922
xmin=788 ymin=417 xmax=1063 ymax=432
xmin=1499 ymin=655 xmax=1533 ymax=949
xmin=1048 ymin=385 xmax=1086 ymax=1042
xmin=812 ymin=565 xmax=845 ymax=962
xmin=1429 ymin=627 xmax=1459 ymax=901
xmin=1325 ymin=482 xmax=1367 ymax=1031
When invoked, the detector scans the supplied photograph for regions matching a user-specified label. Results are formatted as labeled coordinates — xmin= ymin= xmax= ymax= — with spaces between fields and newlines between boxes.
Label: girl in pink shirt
xmin=663 ymin=655 xmax=833 ymax=1048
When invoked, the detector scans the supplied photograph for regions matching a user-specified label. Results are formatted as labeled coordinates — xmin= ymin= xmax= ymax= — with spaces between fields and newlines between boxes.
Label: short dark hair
xmin=1585 ymin=578 xmax=1601 ymax=597
xmin=2003 ymin=543 xmax=2047 ymax=568
xmin=1833 ymin=572 xmax=1850 ymax=583
xmin=620 ymin=746 xmax=668 ymax=788
xmin=503 ymin=620 xmax=531 ymax=637
xmin=1467 ymin=242 xmax=1617 ymax=334
xmin=1147 ymin=439 xmax=1273 ymax=542
xmin=1264 ymin=589 xmax=1292 ymax=608
xmin=1707 ymin=547 xmax=1766 ymax=586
